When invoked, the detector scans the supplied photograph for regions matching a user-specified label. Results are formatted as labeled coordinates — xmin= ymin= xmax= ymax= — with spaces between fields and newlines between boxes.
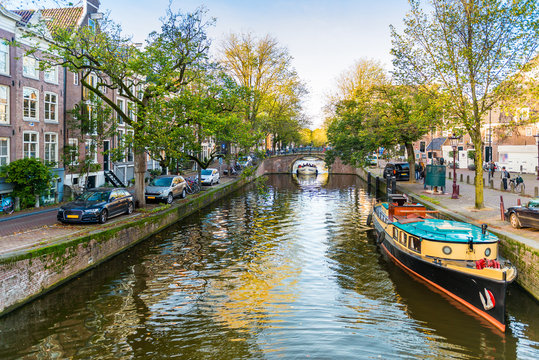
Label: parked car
xmin=201 ymin=168 xmax=220 ymax=185
xmin=145 ymin=175 xmax=187 ymax=204
xmin=383 ymin=162 xmax=410 ymax=181
xmin=58 ymin=188 xmax=134 ymax=224
xmin=505 ymin=198 xmax=539 ymax=229
xmin=238 ymin=155 xmax=253 ymax=168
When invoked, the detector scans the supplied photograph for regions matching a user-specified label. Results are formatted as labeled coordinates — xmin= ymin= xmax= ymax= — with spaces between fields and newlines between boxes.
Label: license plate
xmin=67 ymin=215 xmax=79 ymax=219
xmin=147 ymin=196 xmax=155 ymax=199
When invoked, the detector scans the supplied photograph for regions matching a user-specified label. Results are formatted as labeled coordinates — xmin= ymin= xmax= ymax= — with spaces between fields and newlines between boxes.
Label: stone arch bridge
xmin=257 ymin=153 xmax=359 ymax=175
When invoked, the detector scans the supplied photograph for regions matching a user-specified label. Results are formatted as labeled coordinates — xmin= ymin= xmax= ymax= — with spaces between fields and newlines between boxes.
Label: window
xmin=0 ymin=85 xmax=9 ymax=124
xmin=44 ymin=133 xmax=58 ymax=164
xmin=0 ymin=40 xmax=9 ymax=75
xmin=85 ymin=139 xmax=98 ymax=163
xmin=117 ymin=129 xmax=125 ymax=161
xmin=0 ymin=137 xmax=9 ymax=166
xmin=127 ymin=130 xmax=134 ymax=162
xmin=88 ymin=18 xmax=96 ymax=32
xmin=23 ymin=132 xmax=38 ymax=158
xmin=23 ymin=88 xmax=39 ymax=121
xmin=526 ymin=127 xmax=532 ymax=137
xmin=117 ymin=99 xmax=124 ymax=124
xmin=44 ymin=92 xmax=58 ymax=122
xmin=400 ymin=232 xmax=407 ymax=245
xmin=22 ymin=56 xmax=39 ymax=79
xmin=44 ymin=66 xmax=58 ymax=84
xmin=419 ymin=141 xmax=425 ymax=152
xmin=73 ymin=72 xmax=79 ymax=85
xmin=127 ymin=101 xmax=135 ymax=122
xmin=68 ymin=138 xmax=78 ymax=165
xmin=408 ymin=236 xmax=421 ymax=253
xmin=393 ymin=227 xmax=398 ymax=239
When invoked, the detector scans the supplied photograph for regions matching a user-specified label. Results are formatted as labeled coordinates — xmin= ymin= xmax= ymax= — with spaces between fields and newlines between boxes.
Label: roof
xmin=394 ymin=218 xmax=498 ymax=243
xmin=11 ymin=9 xmax=35 ymax=24
xmin=426 ymin=137 xmax=447 ymax=151
xmin=41 ymin=7 xmax=84 ymax=31
xmin=11 ymin=7 xmax=83 ymax=31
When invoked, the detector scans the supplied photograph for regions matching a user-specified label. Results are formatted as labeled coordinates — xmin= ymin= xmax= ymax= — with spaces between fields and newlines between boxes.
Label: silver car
xmin=145 ymin=175 xmax=187 ymax=204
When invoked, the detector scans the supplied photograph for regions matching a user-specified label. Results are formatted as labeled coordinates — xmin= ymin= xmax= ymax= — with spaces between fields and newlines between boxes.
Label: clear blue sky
xmin=11 ymin=0 xmax=411 ymax=128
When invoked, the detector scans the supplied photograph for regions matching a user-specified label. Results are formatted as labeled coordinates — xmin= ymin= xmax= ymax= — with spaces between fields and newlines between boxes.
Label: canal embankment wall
xmin=354 ymin=169 xmax=539 ymax=301
xmin=0 ymin=175 xmax=255 ymax=316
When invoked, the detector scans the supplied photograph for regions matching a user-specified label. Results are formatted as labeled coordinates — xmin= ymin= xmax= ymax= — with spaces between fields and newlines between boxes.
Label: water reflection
xmin=0 ymin=175 xmax=537 ymax=359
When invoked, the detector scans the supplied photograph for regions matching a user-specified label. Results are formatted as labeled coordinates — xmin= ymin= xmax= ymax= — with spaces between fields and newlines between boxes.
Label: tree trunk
xmin=133 ymin=134 xmax=147 ymax=207
xmin=405 ymin=142 xmax=416 ymax=183
xmin=472 ymin=135 xmax=484 ymax=209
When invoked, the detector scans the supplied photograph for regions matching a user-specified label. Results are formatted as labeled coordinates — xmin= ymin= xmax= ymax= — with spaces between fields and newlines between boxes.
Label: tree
xmin=65 ymin=94 xmax=119 ymax=191
xmin=220 ymin=33 xmax=307 ymax=150
xmin=391 ymin=0 xmax=539 ymax=208
xmin=311 ymin=128 xmax=328 ymax=147
xmin=0 ymin=158 xmax=55 ymax=209
xmin=36 ymin=7 xmax=214 ymax=206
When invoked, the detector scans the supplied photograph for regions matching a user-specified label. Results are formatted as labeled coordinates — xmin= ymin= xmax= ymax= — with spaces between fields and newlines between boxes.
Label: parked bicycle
xmin=185 ymin=176 xmax=200 ymax=194
xmin=0 ymin=194 xmax=14 ymax=215
xmin=509 ymin=175 xmax=525 ymax=193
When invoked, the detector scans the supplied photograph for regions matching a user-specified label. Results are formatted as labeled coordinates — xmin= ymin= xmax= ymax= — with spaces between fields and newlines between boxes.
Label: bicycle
xmin=0 ymin=194 xmax=14 ymax=215
xmin=185 ymin=177 xmax=200 ymax=195
xmin=509 ymin=175 xmax=525 ymax=193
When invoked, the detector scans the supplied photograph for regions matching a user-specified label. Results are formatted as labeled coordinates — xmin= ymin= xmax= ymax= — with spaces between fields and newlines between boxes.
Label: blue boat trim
xmin=393 ymin=219 xmax=498 ymax=244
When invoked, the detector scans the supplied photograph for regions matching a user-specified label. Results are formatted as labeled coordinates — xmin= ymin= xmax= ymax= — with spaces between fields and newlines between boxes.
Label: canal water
xmin=0 ymin=174 xmax=537 ymax=359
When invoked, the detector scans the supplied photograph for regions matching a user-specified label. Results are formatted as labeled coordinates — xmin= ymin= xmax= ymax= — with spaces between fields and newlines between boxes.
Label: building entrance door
xmin=103 ymin=141 xmax=110 ymax=171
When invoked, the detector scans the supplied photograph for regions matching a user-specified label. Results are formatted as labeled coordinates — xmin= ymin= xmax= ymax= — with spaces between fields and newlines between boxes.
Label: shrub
xmin=0 ymin=158 xmax=55 ymax=208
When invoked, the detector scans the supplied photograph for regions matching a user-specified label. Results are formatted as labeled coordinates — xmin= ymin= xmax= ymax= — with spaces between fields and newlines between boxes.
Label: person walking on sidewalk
xmin=502 ymin=166 xmax=510 ymax=190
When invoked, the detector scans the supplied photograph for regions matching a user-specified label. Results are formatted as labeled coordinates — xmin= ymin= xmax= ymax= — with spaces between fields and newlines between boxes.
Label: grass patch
xmin=419 ymin=195 xmax=440 ymax=205
xmin=138 ymin=204 xmax=171 ymax=213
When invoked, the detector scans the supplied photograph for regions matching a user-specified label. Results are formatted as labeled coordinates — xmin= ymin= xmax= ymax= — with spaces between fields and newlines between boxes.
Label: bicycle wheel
xmin=186 ymin=184 xmax=195 ymax=195
xmin=194 ymin=182 xmax=201 ymax=193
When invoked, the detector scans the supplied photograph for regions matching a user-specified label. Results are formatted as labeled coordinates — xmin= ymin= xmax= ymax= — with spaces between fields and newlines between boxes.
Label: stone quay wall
xmin=0 ymin=176 xmax=253 ymax=316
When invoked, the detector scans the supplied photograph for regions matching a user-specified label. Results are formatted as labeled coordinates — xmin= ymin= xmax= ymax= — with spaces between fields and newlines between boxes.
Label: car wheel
xmin=167 ymin=193 xmax=173 ymax=204
xmin=126 ymin=201 xmax=134 ymax=215
xmin=181 ymin=189 xmax=186 ymax=198
xmin=99 ymin=209 xmax=108 ymax=224
xmin=217 ymin=178 xmax=220 ymax=184
xmin=510 ymin=213 xmax=521 ymax=229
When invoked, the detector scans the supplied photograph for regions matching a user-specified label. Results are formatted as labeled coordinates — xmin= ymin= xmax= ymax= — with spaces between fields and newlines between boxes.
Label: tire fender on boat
xmin=377 ymin=231 xmax=385 ymax=244
xmin=366 ymin=214 xmax=373 ymax=226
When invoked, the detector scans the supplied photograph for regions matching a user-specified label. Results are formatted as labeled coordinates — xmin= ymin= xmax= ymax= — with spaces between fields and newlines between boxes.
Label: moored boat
xmin=297 ymin=164 xmax=318 ymax=175
xmin=370 ymin=195 xmax=517 ymax=332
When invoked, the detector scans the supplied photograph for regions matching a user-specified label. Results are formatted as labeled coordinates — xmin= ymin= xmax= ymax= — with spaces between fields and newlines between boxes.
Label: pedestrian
xmin=415 ymin=163 xmax=420 ymax=180
xmin=489 ymin=162 xmax=495 ymax=178
xmin=439 ymin=157 xmax=444 ymax=166
xmin=502 ymin=166 xmax=510 ymax=190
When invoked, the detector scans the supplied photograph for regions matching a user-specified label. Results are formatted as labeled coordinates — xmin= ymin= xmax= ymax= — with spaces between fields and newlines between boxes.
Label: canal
xmin=0 ymin=174 xmax=537 ymax=359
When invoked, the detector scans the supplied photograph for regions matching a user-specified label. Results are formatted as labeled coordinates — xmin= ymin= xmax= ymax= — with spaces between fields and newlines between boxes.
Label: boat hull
xmin=373 ymin=217 xmax=509 ymax=332
xmin=297 ymin=167 xmax=317 ymax=175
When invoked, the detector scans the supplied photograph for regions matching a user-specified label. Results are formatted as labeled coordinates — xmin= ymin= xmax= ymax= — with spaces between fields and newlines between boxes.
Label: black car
xmin=505 ymin=198 xmax=539 ymax=229
xmin=383 ymin=162 xmax=410 ymax=181
xmin=58 ymin=188 xmax=134 ymax=224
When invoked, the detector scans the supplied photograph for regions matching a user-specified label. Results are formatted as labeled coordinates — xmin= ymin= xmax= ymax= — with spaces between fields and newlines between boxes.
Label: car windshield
xmin=77 ymin=191 xmax=110 ymax=202
xmin=396 ymin=164 xmax=409 ymax=170
xmin=150 ymin=177 xmax=173 ymax=187
xmin=201 ymin=170 xmax=212 ymax=175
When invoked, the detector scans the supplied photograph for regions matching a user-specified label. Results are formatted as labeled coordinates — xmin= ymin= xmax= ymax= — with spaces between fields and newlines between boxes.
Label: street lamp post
xmin=534 ymin=134 xmax=539 ymax=180
xmin=449 ymin=134 xmax=460 ymax=199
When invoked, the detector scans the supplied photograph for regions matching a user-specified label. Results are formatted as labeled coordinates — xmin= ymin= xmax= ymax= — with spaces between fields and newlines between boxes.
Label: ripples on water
xmin=0 ymin=174 xmax=537 ymax=359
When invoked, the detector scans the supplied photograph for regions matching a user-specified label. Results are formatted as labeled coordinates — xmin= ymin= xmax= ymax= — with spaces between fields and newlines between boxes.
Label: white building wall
xmin=498 ymin=145 xmax=537 ymax=173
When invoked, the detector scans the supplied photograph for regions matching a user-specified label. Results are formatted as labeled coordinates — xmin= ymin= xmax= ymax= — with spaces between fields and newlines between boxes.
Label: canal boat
xmin=370 ymin=195 xmax=517 ymax=332
xmin=297 ymin=164 xmax=318 ymax=175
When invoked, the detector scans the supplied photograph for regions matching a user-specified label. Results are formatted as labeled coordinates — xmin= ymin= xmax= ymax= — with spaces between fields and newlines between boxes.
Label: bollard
xmin=448 ymin=171 xmax=452 ymax=179
xmin=391 ymin=176 xmax=397 ymax=195
xmin=14 ymin=197 xmax=20 ymax=211
xmin=483 ymin=178 xmax=485 ymax=186
xmin=521 ymin=185 xmax=525 ymax=196
xmin=460 ymin=174 xmax=463 ymax=182
xmin=489 ymin=180 xmax=494 ymax=189
xmin=500 ymin=181 xmax=504 ymax=191
xmin=535 ymin=186 xmax=538 ymax=197
xmin=466 ymin=175 xmax=470 ymax=184
xmin=367 ymin=172 xmax=372 ymax=192
xmin=500 ymin=196 xmax=505 ymax=221
xmin=386 ymin=176 xmax=391 ymax=201
xmin=375 ymin=176 xmax=380 ymax=196
xmin=517 ymin=199 xmax=521 ymax=206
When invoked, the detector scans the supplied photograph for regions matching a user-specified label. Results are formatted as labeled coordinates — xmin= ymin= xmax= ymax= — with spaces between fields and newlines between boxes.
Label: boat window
xmin=408 ymin=236 xmax=421 ymax=253
xmin=393 ymin=227 xmax=398 ymax=239
xmin=400 ymin=232 xmax=407 ymax=245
